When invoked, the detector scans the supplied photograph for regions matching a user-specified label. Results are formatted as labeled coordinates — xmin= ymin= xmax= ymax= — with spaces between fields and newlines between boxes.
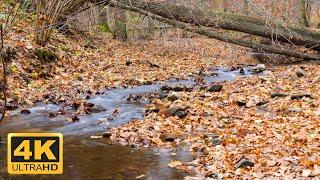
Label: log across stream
xmin=0 ymin=67 xmax=253 ymax=179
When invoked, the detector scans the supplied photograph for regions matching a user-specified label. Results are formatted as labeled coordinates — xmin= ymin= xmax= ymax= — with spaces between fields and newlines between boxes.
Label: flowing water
xmin=0 ymin=67 xmax=251 ymax=179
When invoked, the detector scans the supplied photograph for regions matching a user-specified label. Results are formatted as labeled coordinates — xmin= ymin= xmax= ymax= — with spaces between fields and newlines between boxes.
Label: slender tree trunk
xmin=243 ymin=0 xmax=249 ymax=14
xmin=298 ymin=0 xmax=311 ymax=27
xmin=107 ymin=6 xmax=127 ymax=41
xmin=141 ymin=16 xmax=155 ymax=39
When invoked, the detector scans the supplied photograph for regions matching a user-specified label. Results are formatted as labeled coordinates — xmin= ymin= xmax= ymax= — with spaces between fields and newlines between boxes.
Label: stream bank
xmin=0 ymin=67 xmax=253 ymax=179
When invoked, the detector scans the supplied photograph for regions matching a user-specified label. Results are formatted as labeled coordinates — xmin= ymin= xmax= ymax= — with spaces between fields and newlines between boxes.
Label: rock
xmin=175 ymin=110 xmax=188 ymax=118
xmin=161 ymin=84 xmax=192 ymax=92
xmin=102 ymin=131 xmax=112 ymax=138
xmin=163 ymin=107 xmax=188 ymax=118
xmin=167 ymin=92 xmax=180 ymax=101
xmin=67 ymin=116 xmax=80 ymax=123
xmin=6 ymin=103 xmax=19 ymax=111
xmin=91 ymin=105 xmax=106 ymax=113
xmin=251 ymin=64 xmax=266 ymax=73
xmin=288 ymin=107 xmax=304 ymax=112
xmin=235 ymin=158 xmax=255 ymax=169
xmin=163 ymin=107 xmax=181 ymax=117
xmin=21 ymin=109 xmax=31 ymax=114
xmin=159 ymin=92 xmax=168 ymax=99
xmin=160 ymin=133 xmax=177 ymax=142
xmin=48 ymin=112 xmax=57 ymax=118
xmin=295 ymin=67 xmax=306 ymax=78
xmin=207 ymin=84 xmax=223 ymax=92
xmin=239 ymin=68 xmax=245 ymax=75
xmin=290 ymin=93 xmax=313 ymax=100
xmin=270 ymin=92 xmax=287 ymax=98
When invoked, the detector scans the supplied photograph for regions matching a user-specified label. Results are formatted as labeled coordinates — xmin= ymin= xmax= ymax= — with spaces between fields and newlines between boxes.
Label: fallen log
xmin=107 ymin=0 xmax=320 ymax=60
xmin=96 ymin=0 xmax=320 ymax=52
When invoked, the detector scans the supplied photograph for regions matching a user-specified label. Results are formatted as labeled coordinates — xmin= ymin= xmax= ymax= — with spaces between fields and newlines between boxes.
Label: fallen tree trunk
xmin=107 ymin=0 xmax=320 ymax=61
xmin=96 ymin=0 xmax=320 ymax=52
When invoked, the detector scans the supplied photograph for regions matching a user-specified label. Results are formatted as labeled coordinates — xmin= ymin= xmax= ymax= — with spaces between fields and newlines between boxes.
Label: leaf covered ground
xmin=2 ymin=15 xmax=320 ymax=179
xmin=110 ymin=64 xmax=320 ymax=178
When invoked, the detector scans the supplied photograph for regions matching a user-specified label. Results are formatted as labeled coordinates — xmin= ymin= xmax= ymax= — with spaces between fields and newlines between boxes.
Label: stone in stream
xmin=251 ymin=64 xmax=266 ymax=73
xmin=161 ymin=84 xmax=192 ymax=92
xmin=21 ymin=109 xmax=31 ymax=114
xmin=67 ymin=116 xmax=80 ymax=123
xmin=102 ymin=131 xmax=112 ymax=138
xmin=235 ymin=158 xmax=255 ymax=169
xmin=6 ymin=103 xmax=19 ymax=111
xmin=207 ymin=84 xmax=223 ymax=92
xmin=240 ymin=68 xmax=245 ymax=75
xmin=91 ymin=105 xmax=106 ymax=113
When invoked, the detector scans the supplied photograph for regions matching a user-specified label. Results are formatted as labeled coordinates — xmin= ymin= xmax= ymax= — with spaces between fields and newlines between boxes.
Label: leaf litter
xmin=2 ymin=13 xmax=320 ymax=179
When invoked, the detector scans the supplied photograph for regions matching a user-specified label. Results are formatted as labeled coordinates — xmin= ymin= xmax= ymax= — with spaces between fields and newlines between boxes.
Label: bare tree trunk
xmin=298 ymin=0 xmax=311 ymax=27
xmin=107 ymin=6 xmax=127 ymax=41
xmin=141 ymin=16 xmax=155 ymax=39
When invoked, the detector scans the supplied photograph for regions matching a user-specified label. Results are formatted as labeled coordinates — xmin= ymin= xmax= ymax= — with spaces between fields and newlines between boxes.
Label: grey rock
xmin=270 ymin=92 xmax=287 ymax=98
xmin=207 ymin=84 xmax=223 ymax=92
xmin=251 ymin=64 xmax=266 ymax=73
xmin=175 ymin=110 xmax=188 ymax=118
xmin=163 ymin=107 xmax=188 ymax=118
xmin=163 ymin=107 xmax=182 ymax=117
xmin=91 ymin=105 xmax=106 ymax=113
xmin=288 ymin=108 xmax=304 ymax=112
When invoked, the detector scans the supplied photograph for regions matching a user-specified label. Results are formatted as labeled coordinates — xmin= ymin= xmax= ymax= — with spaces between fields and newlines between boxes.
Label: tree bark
xmin=298 ymin=0 xmax=311 ymax=27
xmin=98 ymin=0 xmax=320 ymax=52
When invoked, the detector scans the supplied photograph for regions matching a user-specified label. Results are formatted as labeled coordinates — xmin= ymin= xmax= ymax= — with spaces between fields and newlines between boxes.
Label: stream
xmin=0 ymin=67 xmax=252 ymax=179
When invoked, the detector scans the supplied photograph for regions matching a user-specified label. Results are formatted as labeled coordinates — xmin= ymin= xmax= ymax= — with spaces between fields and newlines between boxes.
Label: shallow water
xmin=0 ymin=67 xmax=250 ymax=179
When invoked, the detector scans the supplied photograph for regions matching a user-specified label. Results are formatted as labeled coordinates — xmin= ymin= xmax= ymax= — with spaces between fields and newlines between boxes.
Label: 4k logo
xmin=7 ymin=133 xmax=63 ymax=174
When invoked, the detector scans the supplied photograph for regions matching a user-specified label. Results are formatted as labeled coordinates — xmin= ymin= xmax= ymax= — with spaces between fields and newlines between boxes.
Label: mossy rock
xmin=34 ymin=49 xmax=57 ymax=63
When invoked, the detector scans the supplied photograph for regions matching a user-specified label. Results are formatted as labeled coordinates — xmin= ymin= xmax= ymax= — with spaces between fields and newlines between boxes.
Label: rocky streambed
xmin=0 ymin=66 xmax=256 ymax=179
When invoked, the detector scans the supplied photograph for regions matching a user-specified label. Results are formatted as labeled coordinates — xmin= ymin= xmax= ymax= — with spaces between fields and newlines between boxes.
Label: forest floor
xmin=2 ymin=20 xmax=320 ymax=179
